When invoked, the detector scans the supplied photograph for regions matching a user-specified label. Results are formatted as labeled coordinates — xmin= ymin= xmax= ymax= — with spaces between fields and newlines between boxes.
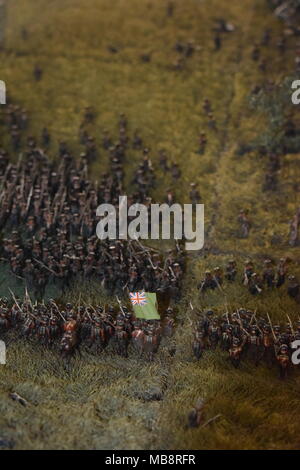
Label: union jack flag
xmin=129 ymin=291 xmax=147 ymax=306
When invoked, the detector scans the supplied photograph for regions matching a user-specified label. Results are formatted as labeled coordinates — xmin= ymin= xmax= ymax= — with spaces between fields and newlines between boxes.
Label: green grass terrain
xmin=0 ymin=0 xmax=300 ymax=450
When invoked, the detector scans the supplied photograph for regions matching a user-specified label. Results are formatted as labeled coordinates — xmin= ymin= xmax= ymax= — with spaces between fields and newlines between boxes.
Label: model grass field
xmin=0 ymin=0 xmax=300 ymax=450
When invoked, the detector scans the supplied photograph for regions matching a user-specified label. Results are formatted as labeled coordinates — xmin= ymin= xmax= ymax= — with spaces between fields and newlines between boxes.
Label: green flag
xmin=129 ymin=291 xmax=160 ymax=320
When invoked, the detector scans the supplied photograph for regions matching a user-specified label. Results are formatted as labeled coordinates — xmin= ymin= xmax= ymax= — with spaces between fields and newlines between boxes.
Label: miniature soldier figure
xmin=243 ymin=260 xmax=254 ymax=285
xmin=208 ymin=318 xmax=221 ymax=349
xmin=229 ymin=337 xmax=243 ymax=368
xmin=248 ymin=273 xmax=263 ymax=295
xmin=0 ymin=306 xmax=10 ymax=332
xmin=289 ymin=208 xmax=300 ymax=246
xmin=214 ymin=34 xmax=221 ymax=51
xmin=163 ymin=308 xmax=175 ymax=337
xmin=276 ymin=344 xmax=290 ymax=380
xmin=131 ymin=320 xmax=145 ymax=356
xmin=158 ymin=150 xmax=169 ymax=172
xmin=198 ymin=271 xmax=217 ymax=293
xmin=193 ymin=327 xmax=205 ymax=360
xmin=207 ymin=113 xmax=217 ymax=130
xmin=165 ymin=188 xmax=175 ymax=206
xmin=261 ymin=28 xmax=271 ymax=46
xmin=33 ymin=65 xmax=43 ymax=81
xmin=225 ymin=259 xmax=237 ymax=282
xmin=170 ymin=163 xmax=181 ymax=180
xmin=198 ymin=132 xmax=207 ymax=154
xmin=203 ymin=98 xmax=211 ymax=114
xmin=115 ymin=324 xmax=128 ymax=358
xmin=262 ymin=259 xmax=275 ymax=288
xmin=143 ymin=323 xmax=158 ymax=361
xmin=42 ymin=127 xmax=51 ymax=147
xmin=213 ymin=267 xmax=223 ymax=287
xmin=276 ymin=258 xmax=288 ymax=288
xmin=132 ymin=130 xmax=143 ymax=149
xmin=220 ymin=324 xmax=233 ymax=351
xmin=260 ymin=325 xmax=274 ymax=367
xmin=202 ymin=309 xmax=215 ymax=335
xmin=247 ymin=327 xmax=261 ymax=365
xmin=287 ymin=275 xmax=300 ymax=301
xmin=189 ymin=182 xmax=201 ymax=206
xmin=238 ymin=209 xmax=251 ymax=238
xmin=187 ymin=399 xmax=205 ymax=428
xmin=251 ymin=44 xmax=260 ymax=61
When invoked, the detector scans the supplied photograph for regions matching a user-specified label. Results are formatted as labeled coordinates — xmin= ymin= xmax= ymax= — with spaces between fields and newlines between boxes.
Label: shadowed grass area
xmin=0 ymin=0 xmax=300 ymax=450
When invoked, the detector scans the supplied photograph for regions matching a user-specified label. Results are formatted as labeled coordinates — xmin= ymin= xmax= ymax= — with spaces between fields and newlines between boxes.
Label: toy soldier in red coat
xmin=246 ymin=327 xmax=261 ymax=365
xmin=276 ymin=344 xmax=290 ymax=380
xmin=131 ymin=320 xmax=145 ymax=356
xmin=163 ymin=308 xmax=175 ymax=337
xmin=229 ymin=338 xmax=243 ymax=368
xmin=260 ymin=325 xmax=275 ymax=367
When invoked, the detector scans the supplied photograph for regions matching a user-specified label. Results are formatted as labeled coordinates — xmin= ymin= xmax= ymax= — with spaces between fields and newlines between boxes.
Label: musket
xmin=286 ymin=313 xmax=295 ymax=335
xmin=8 ymin=288 xmax=22 ymax=312
xmin=33 ymin=257 xmax=58 ymax=276
xmin=116 ymin=296 xmax=126 ymax=316
xmin=236 ymin=311 xmax=243 ymax=327
xmin=25 ymin=186 xmax=33 ymax=215
xmin=243 ymin=271 xmax=249 ymax=286
xmin=59 ymin=188 xmax=67 ymax=215
xmin=127 ymin=242 xmax=139 ymax=264
xmin=254 ymin=283 xmax=262 ymax=294
xmin=186 ymin=301 xmax=194 ymax=326
xmin=134 ymin=244 xmax=156 ymax=270
xmin=224 ymin=298 xmax=230 ymax=324
xmin=147 ymin=253 xmax=156 ymax=270
xmin=256 ymin=323 xmax=263 ymax=336
xmin=13 ymin=287 xmax=37 ymax=319
xmin=102 ymin=248 xmax=114 ymax=260
xmin=83 ymin=161 xmax=88 ymax=180
xmin=0 ymin=188 xmax=6 ymax=204
xmin=199 ymin=280 xmax=205 ymax=293
xmin=162 ymin=256 xmax=169 ymax=273
xmin=53 ymin=201 xmax=60 ymax=221
xmin=213 ymin=275 xmax=223 ymax=293
xmin=249 ymin=308 xmax=258 ymax=326
xmin=241 ymin=326 xmax=250 ymax=337
xmin=84 ymin=304 xmax=93 ymax=322
xmin=267 ymin=312 xmax=276 ymax=341
xmin=16 ymin=152 xmax=23 ymax=171
xmin=133 ymin=237 xmax=160 ymax=254
xmin=51 ymin=300 xmax=66 ymax=322
xmin=103 ymin=318 xmax=116 ymax=329
xmin=89 ymin=304 xmax=97 ymax=314
xmin=168 ymin=265 xmax=177 ymax=280
xmin=249 ymin=309 xmax=262 ymax=334
xmin=24 ymin=286 xmax=33 ymax=310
